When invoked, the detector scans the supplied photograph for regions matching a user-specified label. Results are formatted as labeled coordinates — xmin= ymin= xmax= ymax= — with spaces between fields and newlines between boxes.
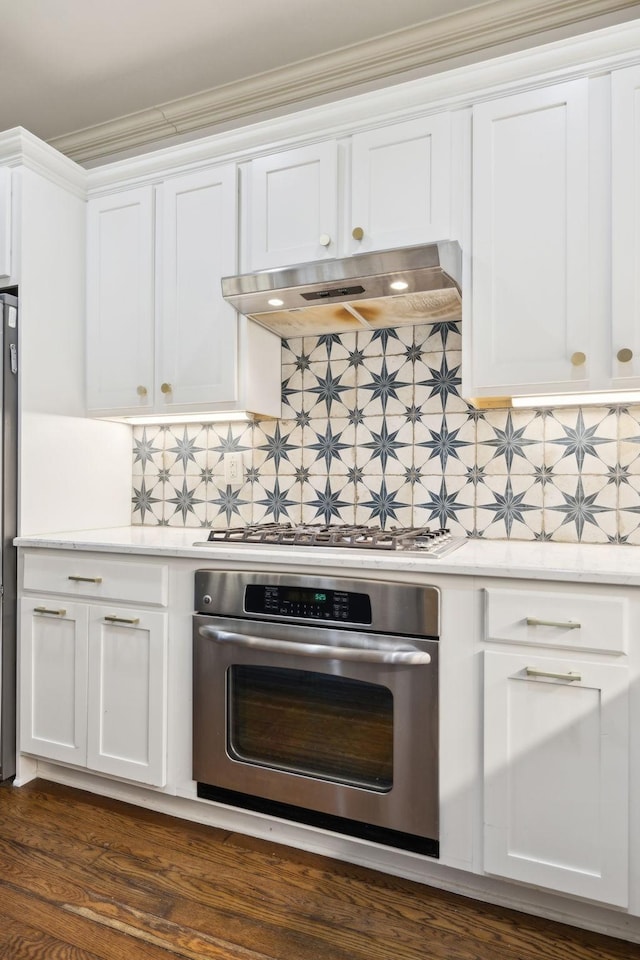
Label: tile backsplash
xmin=132 ymin=322 xmax=640 ymax=544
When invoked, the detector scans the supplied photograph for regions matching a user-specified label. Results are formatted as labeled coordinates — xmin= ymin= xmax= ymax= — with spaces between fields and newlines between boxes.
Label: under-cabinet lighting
xmin=123 ymin=411 xmax=256 ymax=425
xmin=267 ymin=298 xmax=284 ymax=307
xmin=389 ymin=280 xmax=409 ymax=291
xmin=512 ymin=390 xmax=640 ymax=409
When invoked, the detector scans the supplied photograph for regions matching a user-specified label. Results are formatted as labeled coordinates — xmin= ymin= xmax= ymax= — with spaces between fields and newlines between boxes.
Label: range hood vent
xmin=221 ymin=241 xmax=461 ymax=338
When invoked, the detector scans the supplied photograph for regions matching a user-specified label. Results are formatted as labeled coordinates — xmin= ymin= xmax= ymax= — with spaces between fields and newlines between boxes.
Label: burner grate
xmin=195 ymin=523 xmax=467 ymax=556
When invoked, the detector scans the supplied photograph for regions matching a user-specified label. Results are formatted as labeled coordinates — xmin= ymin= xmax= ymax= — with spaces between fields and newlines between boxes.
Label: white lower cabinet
xmin=483 ymin=650 xmax=629 ymax=907
xmin=20 ymin=599 xmax=89 ymax=767
xmin=86 ymin=605 xmax=167 ymax=785
xmin=20 ymin=597 xmax=168 ymax=787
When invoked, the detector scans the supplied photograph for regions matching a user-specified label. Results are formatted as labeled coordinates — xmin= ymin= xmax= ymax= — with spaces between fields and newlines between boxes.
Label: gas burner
xmin=195 ymin=523 xmax=467 ymax=557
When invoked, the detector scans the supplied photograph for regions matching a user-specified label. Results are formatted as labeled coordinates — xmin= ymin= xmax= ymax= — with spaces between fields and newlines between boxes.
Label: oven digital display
xmin=281 ymin=589 xmax=328 ymax=604
xmin=244 ymin=585 xmax=372 ymax=624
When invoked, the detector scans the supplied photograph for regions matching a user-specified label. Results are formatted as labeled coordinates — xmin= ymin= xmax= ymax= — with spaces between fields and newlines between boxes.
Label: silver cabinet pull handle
xmin=199 ymin=627 xmax=431 ymax=665
xmin=526 ymin=617 xmax=580 ymax=630
xmin=68 ymin=575 xmax=103 ymax=584
xmin=525 ymin=667 xmax=582 ymax=683
xmin=34 ymin=606 xmax=66 ymax=616
xmin=104 ymin=615 xmax=140 ymax=625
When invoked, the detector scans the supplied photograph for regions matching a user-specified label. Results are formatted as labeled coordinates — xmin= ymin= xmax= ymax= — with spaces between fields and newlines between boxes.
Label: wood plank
xmin=0 ymin=908 xmax=105 ymax=960
xmin=0 ymin=780 xmax=638 ymax=960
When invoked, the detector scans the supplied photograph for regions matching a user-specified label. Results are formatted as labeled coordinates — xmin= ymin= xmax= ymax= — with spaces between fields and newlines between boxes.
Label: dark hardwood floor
xmin=0 ymin=779 xmax=638 ymax=959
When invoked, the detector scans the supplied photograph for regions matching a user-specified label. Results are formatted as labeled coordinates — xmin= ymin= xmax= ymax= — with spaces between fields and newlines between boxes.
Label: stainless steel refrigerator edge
xmin=0 ymin=293 xmax=18 ymax=782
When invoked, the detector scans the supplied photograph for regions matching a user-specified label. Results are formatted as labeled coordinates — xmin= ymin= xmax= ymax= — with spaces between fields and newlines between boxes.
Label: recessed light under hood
xmin=221 ymin=241 xmax=462 ymax=338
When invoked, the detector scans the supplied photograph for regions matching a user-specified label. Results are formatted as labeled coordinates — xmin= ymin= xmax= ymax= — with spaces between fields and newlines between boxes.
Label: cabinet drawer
xmin=484 ymin=587 xmax=627 ymax=654
xmin=23 ymin=552 xmax=168 ymax=606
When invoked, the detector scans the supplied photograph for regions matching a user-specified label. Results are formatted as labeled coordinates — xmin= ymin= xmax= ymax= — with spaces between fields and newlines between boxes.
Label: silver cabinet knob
xmin=570 ymin=351 xmax=586 ymax=367
xmin=319 ymin=234 xmax=332 ymax=247
xmin=617 ymin=348 xmax=633 ymax=363
xmin=352 ymin=226 xmax=364 ymax=241
xmin=160 ymin=382 xmax=172 ymax=394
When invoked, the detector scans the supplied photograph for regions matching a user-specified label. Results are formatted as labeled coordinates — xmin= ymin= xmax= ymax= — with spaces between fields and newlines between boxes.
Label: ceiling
xmin=2 ymin=0 xmax=639 ymax=164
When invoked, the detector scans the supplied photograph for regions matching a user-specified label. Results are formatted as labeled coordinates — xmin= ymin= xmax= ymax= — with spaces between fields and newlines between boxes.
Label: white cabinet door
xmin=611 ymin=64 xmax=640 ymax=389
xmin=348 ymin=115 xmax=451 ymax=255
xmin=0 ymin=166 xmax=11 ymax=282
xmin=484 ymin=651 xmax=629 ymax=906
xmin=20 ymin=598 xmax=89 ymax=765
xmin=86 ymin=186 xmax=155 ymax=413
xmin=157 ymin=165 xmax=238 ymax=411
xmin=87 ymin=605 xmax=167 ymax=786
xmin=470 ymin=80 xmax=590 ymax=398
xmin=248 ymin=141 xmax=338 ymax=269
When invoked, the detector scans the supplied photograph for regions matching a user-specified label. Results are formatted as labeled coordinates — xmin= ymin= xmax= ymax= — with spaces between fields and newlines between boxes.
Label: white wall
xmin=15 ymin=161 xmax=132 ymax=534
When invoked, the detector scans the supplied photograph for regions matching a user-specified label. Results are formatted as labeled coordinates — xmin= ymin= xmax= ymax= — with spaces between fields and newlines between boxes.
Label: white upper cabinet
xmin=247 ymin=141 xmax=339 ymax=269
xmin=611 ymin=64 xmax=640 ymax=388
xmin=0 ymin=166 xmax=11 ymax=283
xmin=469 ymin=80 xmax=591 ymax=399
xmin=244 ymin=113 xmax=452 ymax=271
xmin=157 ymin=166 xmax=238 ymax=410
xmin=87 ymin=186 xmax=155 ymax=413
xmin=469 ymin=71 xmax=640 ymax=402
xmin=347 ymin=114 xmax=451 ymax=255
xmin=87 ymin=165 xmax=281 ymax=419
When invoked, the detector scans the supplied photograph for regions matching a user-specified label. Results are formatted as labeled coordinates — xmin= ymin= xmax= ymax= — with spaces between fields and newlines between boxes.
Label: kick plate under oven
xmin=192 ymin=571 xmax=440 ymax=856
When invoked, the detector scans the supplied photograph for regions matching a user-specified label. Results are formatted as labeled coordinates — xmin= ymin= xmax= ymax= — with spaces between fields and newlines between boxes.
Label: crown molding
xmin=85 ymin=14 xmax=640 ymax=194
xmin=0 ymin=127 xmax=86 ymax=196
xmin=51 ymin=0 xmax=640 ymax=165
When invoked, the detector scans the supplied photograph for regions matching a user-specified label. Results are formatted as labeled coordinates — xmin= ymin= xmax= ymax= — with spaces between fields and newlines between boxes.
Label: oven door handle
xmin=198 ymin=626 xmax=432 ymax=665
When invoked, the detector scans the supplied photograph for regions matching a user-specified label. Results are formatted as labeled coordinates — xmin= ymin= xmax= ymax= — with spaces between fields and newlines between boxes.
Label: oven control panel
xmin=244 ymin=584 xmax=372 ymax=624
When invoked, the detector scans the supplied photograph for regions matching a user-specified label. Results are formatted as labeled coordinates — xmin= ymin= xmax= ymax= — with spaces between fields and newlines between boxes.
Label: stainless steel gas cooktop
xmin=194 ymin=523 xmax=467 ymax=557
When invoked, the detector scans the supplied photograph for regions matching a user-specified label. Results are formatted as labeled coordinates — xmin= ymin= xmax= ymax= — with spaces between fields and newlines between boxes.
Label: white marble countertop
xmin=13 ymin=526 xmax=640 ymax=586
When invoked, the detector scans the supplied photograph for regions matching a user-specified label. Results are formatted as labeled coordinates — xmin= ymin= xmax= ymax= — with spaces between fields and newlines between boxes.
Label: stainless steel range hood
xmin=221 ymin=241 xmax=461 ymax=338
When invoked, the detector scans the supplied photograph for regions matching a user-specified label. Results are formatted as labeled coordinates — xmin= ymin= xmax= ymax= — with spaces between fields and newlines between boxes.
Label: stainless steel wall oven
xmin=193 ymin=571 xmax=440 ymax=856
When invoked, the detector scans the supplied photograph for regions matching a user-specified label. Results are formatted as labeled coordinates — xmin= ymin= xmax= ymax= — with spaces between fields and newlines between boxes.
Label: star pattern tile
xmin=359 ymin=355 xmax=413 ymax=415
xmin=546 ymin=409 xmax=615 ymax=472
xmin=356 ymin=478 xmax=411 ymax=529
xmin=306 ymin=361 xmax=354 ymax=417
xmin=132 ymin=426 xmax=164 ymax=474
xmin=254 ymin=422 xmax=300 ymax=473
xmin=302 ymin=477 xmax=353 ymax=525
xmin=254 ymin=478 xmax=299 ymax=524
xmin=545 ymin=476 xmax=615 ymax=542
xmin=477 ymin=477 xmax=542 ymax=539
xmin=305 ymin=420 xmax=353 ymax=473
xmin=130 ymin=333 xmax=640 ymax=545
xmin=166 ymin=478 xmax=206 ymax=526
xmin=165 ymin=426 xmax=206 ymax=473
xmin=413 ymin=476 xmax=474 ymax=531
xmin=415 ymin=353 xmax=465 ymax=413
xmin=132 ymin=478 xmax=162 ymax=524
xmin=358 ymin=417 xmax=410 ymax=473
xmin=478 ymin=410 xmax=540 ymax=473
xmin=208 ymin=484 xmax=251 ymax=527
xmin=415 ymin=414 xmax=474 ymax=473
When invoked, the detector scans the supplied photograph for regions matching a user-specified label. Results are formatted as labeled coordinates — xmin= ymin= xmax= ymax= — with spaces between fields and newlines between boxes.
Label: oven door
xmin=193 ymin=613 xmax=439 ymax=853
